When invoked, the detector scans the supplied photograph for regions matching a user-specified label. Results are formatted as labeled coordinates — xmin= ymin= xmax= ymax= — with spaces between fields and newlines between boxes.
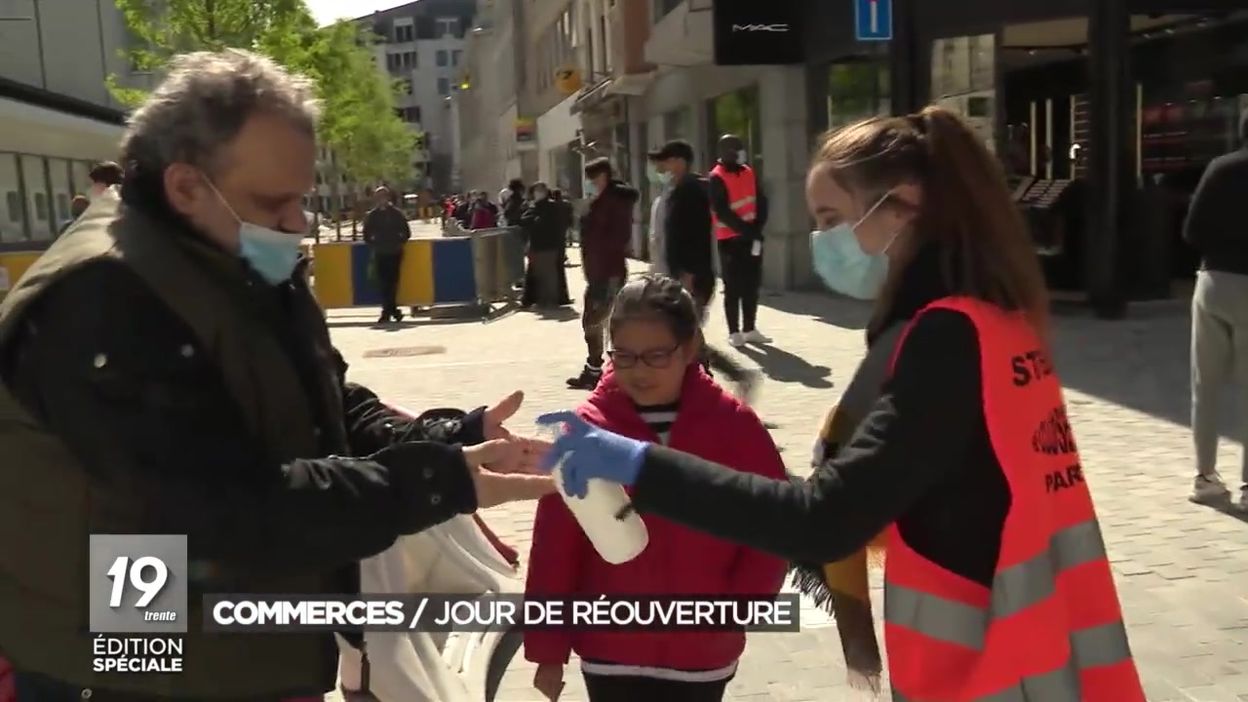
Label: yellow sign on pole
xmin=555 ymin=67 xmax=582 ymax=95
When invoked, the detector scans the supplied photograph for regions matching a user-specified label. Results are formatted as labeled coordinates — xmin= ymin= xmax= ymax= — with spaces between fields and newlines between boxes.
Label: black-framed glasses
xmin=608 ymin=345 xmax=681 ymax=369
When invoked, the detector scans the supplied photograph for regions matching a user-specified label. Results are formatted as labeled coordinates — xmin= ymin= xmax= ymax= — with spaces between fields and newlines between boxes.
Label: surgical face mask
xmin=205 ymin=177 xmax=307 ymax=285
xmin=809 ymin=192 xmax=897 ymax=300
xmin=585 ymin=180 xmax=599 ymax=198
xmin=657 ymin=171 xmax=674 ymax=186
xmin=534 ymin=190 xmax=549 ymax=201
xmin=737 ymin=149 xmax=748 ymax=165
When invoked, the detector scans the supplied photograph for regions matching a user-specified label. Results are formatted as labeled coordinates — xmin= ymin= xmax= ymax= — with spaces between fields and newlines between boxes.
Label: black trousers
xmin=717 ymin=236 xmax=762 ymax=334
xmin=582 ymin=278 xmax=621 ymax=368
xmin=583 ymin=673 xmax=730 ymax=702
xmin=374 ymin=252 xmax=403 ymax=315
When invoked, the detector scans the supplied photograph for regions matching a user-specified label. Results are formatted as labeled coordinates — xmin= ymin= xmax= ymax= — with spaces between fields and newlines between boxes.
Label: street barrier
xmin=310 ymin=227 xmax=524 ymax=313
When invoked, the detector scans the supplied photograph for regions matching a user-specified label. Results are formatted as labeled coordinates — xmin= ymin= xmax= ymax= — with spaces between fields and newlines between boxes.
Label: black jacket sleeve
xmin=341 ymin=382 xmax=486 ymax=457
xmin=632 ymin=310 xmax=985 ymax=564
xmin=665 ymin=179 xmax=713 ymax=277
xmin=1 ymin=262 xmax=478 ymax=573
xmin=1183 ymin=154 xmax=1236 ymax=253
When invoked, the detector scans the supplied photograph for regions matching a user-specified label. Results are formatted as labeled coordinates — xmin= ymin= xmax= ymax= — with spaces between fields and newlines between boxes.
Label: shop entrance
xmin=934 ymin=11 xmax=1248 ymax=299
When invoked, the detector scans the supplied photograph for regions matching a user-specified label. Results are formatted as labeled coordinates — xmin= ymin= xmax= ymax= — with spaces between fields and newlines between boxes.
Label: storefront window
xmin=20 ymin=155 xmax=54 ymax=242
xmin=662 ymin=106 xmax=693 ymax=143
xmin=0 ymin=154 xmax=24 ymax=244
xmin=826 ymin=60 xmax=891 ymax=130
xmin=931 ymin=34 xmax=997 ymax=152
xmin=707 ymin=85 xmax=762 ymax=177
xmin=47 ymin=158 xmax=73 ymax=233
xmin=70 ymin=160 xmax=91 ymax=197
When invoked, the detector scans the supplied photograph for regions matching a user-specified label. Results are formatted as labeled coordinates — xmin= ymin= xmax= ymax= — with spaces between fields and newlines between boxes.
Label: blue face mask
xmin=810 ymin=192 xmax=897 ymax=300
xmin=238 ymin=223 xmax=307 ymax=285
xmin=205 ymin=177 xmax=307 ymax=285
xmin=657 ymin=171 xmax=674 ymax=187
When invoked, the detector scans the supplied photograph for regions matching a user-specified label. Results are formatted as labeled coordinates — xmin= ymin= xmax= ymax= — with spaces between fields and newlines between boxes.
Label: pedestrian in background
xmin=363 ymin=185 xmax=411 ymax=324
xmin=454 ymin=192 xmax=473 ymax=227
xmin=502 ymin=178 xmax=527 ymax=227
xmin=58 ymin=196 xmax=91 ymax=235
xmin=551 ymin=188 xmax=574 ymax=304
xmin=537 ymin=107 xmax=1145 ymax=701
xmin=651 ymin=140 xmax=758 ymax=402
xmin=87 ymin=160 xmax=123 ymax=199
xmin=527 ymin=275 xmax=786 ymax=702
xmin=645 ymin=150 xmax=672 ymax=276
xmin=520 ymin=182 xmax=564 ymax=309
xmin=469 ymin=190 xmax=499 ymax=230
xmin=1184 ymin=109 xmax=1248 ymax=509
xmin=652 ymin=140 xmax=714 ymax=308
xmin=566 ymin=158 xmax=638 ymax=390
xmin=709 ymin=134 xmax=770 ymax=348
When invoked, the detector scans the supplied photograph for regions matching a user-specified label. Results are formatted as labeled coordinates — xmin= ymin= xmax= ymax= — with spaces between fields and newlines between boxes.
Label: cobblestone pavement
xmin=326 ymin=233 xmax=1248 ymax=701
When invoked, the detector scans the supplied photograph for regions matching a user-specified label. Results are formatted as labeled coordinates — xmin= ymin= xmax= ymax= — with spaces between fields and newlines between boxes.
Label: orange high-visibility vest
xmin=884 ymin=297 xmax=1144 ymax=702
xmin=710 ymin=163 xmax=758 ymax=241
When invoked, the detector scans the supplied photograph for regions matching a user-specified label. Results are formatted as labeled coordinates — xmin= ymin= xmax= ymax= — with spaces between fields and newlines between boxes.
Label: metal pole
xmin=1085 ymin=0 xmax=1130 ymax=319
xmin=33 ymin=0 xmax=47 ymax=88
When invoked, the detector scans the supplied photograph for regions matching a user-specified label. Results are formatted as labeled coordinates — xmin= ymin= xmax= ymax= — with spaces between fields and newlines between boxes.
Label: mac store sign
xmin=712 ymin=0 xmax=806 ymax=65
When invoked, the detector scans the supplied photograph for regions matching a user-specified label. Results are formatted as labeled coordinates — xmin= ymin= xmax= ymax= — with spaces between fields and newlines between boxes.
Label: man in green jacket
xmin=0 ymin=49 xmax=550 ymax=701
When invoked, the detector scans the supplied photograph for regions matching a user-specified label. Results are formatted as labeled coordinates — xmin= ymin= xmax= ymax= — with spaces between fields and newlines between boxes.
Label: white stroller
xmin=336 ymin=410 xmax=526 ymax=702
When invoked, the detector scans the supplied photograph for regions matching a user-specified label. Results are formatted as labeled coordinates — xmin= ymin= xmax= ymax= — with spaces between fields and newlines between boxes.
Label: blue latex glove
xmin=535 ymin=411 xmax=648 ymax=498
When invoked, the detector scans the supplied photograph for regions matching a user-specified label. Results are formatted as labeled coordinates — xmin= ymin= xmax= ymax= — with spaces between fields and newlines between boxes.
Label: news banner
xmin=89 ymin=534 xmax=800 ymax=674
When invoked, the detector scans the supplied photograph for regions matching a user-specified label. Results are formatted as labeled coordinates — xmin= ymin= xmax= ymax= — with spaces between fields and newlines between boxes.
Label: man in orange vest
xmin=709 ymin=134 xmax=770 ymax=348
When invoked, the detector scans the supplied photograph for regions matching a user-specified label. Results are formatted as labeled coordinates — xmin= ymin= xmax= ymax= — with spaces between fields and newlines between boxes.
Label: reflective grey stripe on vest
xmin=892 ymin=662 xmax=1080 ymax=702
xmin=730 ymin=195 xmax=757 ymax=209
xmin=886 ymin=518 xmax=1132 ymax=699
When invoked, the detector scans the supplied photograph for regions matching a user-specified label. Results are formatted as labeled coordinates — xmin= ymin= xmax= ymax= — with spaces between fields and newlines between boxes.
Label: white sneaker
xmin=728 ymin=332 xmax=746 ymax=348
xmin=743 ymin=329 xmax=772 ymax=345
xmin=1191 ymin=473 xmax=1230 ymax=504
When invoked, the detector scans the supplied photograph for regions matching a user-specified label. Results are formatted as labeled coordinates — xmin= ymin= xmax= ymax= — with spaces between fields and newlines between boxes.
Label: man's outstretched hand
xmin=484 ymin=390 xmax=525 ymax=440
xmin=463 ymin=440 xmax=555 ymax=508
xmin=479 ymin=391 xmax=547 ymax=474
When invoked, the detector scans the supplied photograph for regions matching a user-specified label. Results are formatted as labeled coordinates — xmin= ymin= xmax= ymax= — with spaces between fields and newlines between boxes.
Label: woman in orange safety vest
xmin=537 ymin=106 xmax=1146 ymax=700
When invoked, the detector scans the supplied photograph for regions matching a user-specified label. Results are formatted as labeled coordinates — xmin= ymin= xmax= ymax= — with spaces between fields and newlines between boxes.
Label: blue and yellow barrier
xmin=312 ymin=238 xmax=480 ymax=309
xmin=0 ymin=251 xmax=45 ymax=302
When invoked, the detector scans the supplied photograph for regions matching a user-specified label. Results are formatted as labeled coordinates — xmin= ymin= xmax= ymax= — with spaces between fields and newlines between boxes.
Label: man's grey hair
xmin=120 ymin=49 xmax=321 ymax=175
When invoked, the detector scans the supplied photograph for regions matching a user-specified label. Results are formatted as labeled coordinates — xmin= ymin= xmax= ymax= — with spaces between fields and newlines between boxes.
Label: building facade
xmin=456 ymin=0 xmax=535 ymax=196
xmin=0 ymin=0 xmax=146 ymax=247
xmin=360 ymin=0 xmax=475 ymax=194
xmin=524 ymin=0 xmax=582 ymax=196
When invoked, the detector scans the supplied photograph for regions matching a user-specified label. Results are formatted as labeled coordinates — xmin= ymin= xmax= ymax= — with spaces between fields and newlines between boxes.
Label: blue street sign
xmin=855 ymin=0 xmax=893 ymax=41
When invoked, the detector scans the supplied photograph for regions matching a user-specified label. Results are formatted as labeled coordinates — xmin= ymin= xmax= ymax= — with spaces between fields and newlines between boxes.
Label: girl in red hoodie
xmin=525 ymin=274 xmax=787 ymax=701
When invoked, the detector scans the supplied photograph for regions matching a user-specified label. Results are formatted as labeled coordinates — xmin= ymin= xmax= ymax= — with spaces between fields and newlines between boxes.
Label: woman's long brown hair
xmin=814 ymin=106 xmax=1050 ymax=335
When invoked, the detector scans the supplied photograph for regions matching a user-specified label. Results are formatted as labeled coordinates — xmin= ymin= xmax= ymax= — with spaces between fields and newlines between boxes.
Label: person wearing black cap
xmin=649 ymin=140 xmax=714 ymax=308
xmin=650 ymin=140 xmax=760 ymax=402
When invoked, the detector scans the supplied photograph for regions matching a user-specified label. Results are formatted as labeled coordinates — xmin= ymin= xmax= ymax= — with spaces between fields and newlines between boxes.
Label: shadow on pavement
xmin=532 ymin=306 xmax=580 ymax=322
xmin=1192 ymin=493 xmax=1248 ymax=525
xmin=758 ymin=289 xmax=873 ymax=331
xmin=1045 ymin=305 xmax=1196 ymax=430
xmin=737 ymin=343 xmax=834 ymax=390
